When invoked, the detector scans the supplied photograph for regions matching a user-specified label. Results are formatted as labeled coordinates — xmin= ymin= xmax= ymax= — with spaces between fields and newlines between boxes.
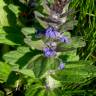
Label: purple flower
xmin=43 ymin=47 xmax=56 ymax=57
xmin=59 ymin=36 xmax=69 ymax=43
xmin=45 ymin=27 xmax=60 ymax=39
xmin=58 ymin=62 xmax=65 ymax=70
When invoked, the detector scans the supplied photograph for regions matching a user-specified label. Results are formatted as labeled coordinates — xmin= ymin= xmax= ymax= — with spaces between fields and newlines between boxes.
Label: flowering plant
xmin=0 ymin=0 xmax=96 ymax=96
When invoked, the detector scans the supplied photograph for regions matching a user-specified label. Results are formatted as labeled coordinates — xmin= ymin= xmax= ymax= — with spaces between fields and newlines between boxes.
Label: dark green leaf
xmin=0 ymin=26 xmax=24 ymax=45
xmin=27 ymin=55 xmax=60 ymax=77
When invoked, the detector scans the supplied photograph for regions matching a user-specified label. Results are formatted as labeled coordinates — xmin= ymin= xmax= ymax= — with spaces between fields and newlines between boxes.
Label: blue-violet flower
xmin=45 ymin=27 xmax=60 ymax=39
xmin=58 ymin=62 xmax=65 ymax=70
xmin=59 ymin=36 xmax=69 ymax=43
xmin=43 ymin=47 xmax=56 ymax=57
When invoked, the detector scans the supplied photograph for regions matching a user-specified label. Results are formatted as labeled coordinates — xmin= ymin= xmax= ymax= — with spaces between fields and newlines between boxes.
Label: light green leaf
xmin=59 ymin=50 xmax=79 ymax=62
xmin=35 ymin=11 xmax=48 ymax=28
xmin=42 ymin=1 xmax=50 ymax=15
xmin=3 ymin=46 xmax=30 ymax=66
xmin=24 ymin=38 xmax=45 ymax=50
xmin=61 ymin=20 xmax=78 ymax=31
xmin=0 ymin=0 xmax=9 ymax=26
xmin=71 ymin=37 xmax=86 ymax=48
xmin=0 ymin=1 xmax=20 ymax=26
xmin=8 ymin=4 xmax=20 ymax=17
xmin=22 ymin=27 xmax=36 ymax=37
xmin=14 ymin=68 xmax=35 ymax=78
xmin=0 ymin=62 xmax=11 ymax=83
xmin=57 ymin=36 xmax=85 ymax=52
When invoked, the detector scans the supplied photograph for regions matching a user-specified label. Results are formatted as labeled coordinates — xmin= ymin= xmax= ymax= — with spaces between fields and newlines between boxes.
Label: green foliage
xmin=0 ymin=0 xmax=24 ymax=45
xmin=0 ymin=91 xmax=4 ymax=96
xmin=0 ymin=26 xmax=24 ymax=45
xmin=52 ymin=61 xmax=96 ymax=83
xmin=0 ymin=0 xmax=96 ymax=96
xmin=70 ymin=0 xmax=96 ymax=61
xmin=0 ymin=62 xmax=11 ymax=83
xmin=0 ymin=0 xmax=9 ymax=26
xmin=3 ymin=46 xmax=31 ymax=65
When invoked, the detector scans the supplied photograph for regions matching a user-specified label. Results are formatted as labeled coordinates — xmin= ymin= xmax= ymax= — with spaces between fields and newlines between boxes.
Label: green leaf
xmin=57 ymin=36 xmax=85 ymax=52
xmin=27 ymin=55 xmax=46 ymax=77
xmin=42 ymin=1 xmax=50 ymax=15
xmin=60 ymin=20 xmax=78 ymax=31
xmin=24 ymin=38 xmax=45 ymax=50
xmin=8 ymin=4 xmax=20 ymax=17
xmin=0 ymin=62 xmax=11 ymax=83
xmin=6 ymin=71 xmax=20 ymax=88
xmin=0 ymin=0 xmax=9 ymax=26
xmin=37 ymin=89 xmax=46 ymax=96
xmin=0 ymin=91 xmax=4 ymax=96
xmin=3 ymin=46 xmax=30 ymax=65
xmin=63 ymin=31 xmax=71 ymax=38
xmin=71 ymin=37 xmax=86 ymax=48
xmin=0 ymin=26 xmax=24 ymax=45
xmin=3 ymin=46 xmax=41 ymax=68
xmin=52 ymin=61 xmax=96 ymax=84
xmin=35 ymin=11 xmax=48 ymax=28
xmin=59 ymin=50 xmax=79 ymax=62
xmin=0 ymin=1 xmax=20 ymax=26
xmin=22 ymin=27 xmax=46 ymax=50
xmin=22 ymin=27 xmax=36 ymax=37
xmin=0 ymin=1 xmax=23 ymax=45
xmin=14 ymin=68 xmax=35 ymax=78
xmin=48 ymin=91 xmax=57 ymax=96
xmin=27 ymin=55 xmax=60 ymax=77
xmin=25 ymin=83 xmax=42 ymax=96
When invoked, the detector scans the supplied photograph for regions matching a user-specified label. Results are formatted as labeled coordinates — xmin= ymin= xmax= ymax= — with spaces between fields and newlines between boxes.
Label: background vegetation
xmin=70 ymin=0 xmax=96 ymax=62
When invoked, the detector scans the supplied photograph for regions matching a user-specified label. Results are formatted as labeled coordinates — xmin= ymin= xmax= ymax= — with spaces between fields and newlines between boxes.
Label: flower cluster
xmin=43 ymin=27 xmax=69 ymax=57
xmin=45 ymin=27 xmax=60 ymax=39
xmin=43 ymin=47 xmax=56 ymax=57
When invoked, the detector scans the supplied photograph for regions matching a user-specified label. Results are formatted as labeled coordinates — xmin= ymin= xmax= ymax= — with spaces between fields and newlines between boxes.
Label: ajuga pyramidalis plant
xmin=0 ymin=0 xmax=96 ymax=96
